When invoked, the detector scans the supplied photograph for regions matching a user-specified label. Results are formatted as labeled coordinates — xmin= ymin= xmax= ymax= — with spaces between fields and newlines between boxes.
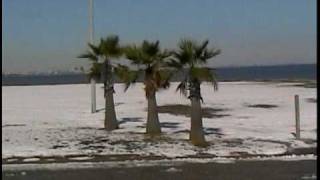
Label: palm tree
xmin=79 ymin=35 xmax=122 ymax=130
xmin=115 ymin=40 xmax=171 ymax=135
xmin=168 ymin=38 xmax=221 ymax=146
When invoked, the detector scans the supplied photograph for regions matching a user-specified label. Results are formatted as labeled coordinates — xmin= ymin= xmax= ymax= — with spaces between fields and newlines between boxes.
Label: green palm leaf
xmin=176 ymin=78 xmax=188 ymax=97
xmin=142 ymin=40 xmax=160 ymax=57
xmin=166 ymin=58 xmax=183 ymax=69
xmin=154 ymin=69 xmax=171 ymax=89
xmin=78 ymin=52 xmax=98 ymax=62
xmin=100 ymin=35 xmax=122 ymax=58
xmin=123 ymin=40 xmax=172 ymax=97
xmin=88 ymin=62 xmax=102 ymax=80
xmin=176 ymin=39 xmax=194 ymax=65
xmin=114 ymin=65 xmax=139 ymax=91
xmin=199 ymin=49 xmax=221 ymax=63
xmin=88 ymin=43 xmax=101 ymax=55
xmin=190 ymin=67 xmax=218 ymax=91
xmin=195 ymin=39 xmax=209 ymax=58
xmin=124 ymin=45 xmax=145 ymax=64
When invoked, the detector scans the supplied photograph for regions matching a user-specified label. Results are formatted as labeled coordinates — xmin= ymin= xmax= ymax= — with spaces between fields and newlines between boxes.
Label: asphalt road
xmin=2 ymin=159 xmax=317 ymax=180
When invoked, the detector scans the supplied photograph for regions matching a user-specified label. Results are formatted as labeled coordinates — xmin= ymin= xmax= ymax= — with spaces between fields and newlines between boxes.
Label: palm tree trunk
xmin=104 ymin=87 xmax=118 ymax=130
xmin=189 ymin=81 xmax=206 ymax=146
xmin=103 ymin=60 xmax=118 ymax=130
xmin=146 ymin=90 xmax=161 ymax=135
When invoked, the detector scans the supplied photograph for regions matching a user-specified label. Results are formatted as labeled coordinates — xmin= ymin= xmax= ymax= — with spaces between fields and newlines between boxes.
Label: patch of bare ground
xmin=299 ymin=138 xmax=317 ymax=145
xmin=306 ymin=98 xmax=317 ymax=103
xmin=291 ymin=81 xmax=317 ymax=88
xmin=3 ymin=145 xmax=316 ymax=165
xmin=174 ymin=128 xmax=224 ymax=137
xmin=156 ymin=104 xmax=230 ymax=118
xmin=276 ymin=80 xmax=317 ymax=88
xmin=2 ymin=154 xmax=167 ymax=164
xmin=2 ymin=137 xmax=316 ymax=164
xmin=253 ymin=139 xmax=291 ymax=147
xmin=252 ymin=139 xmax=317 ymax=156
xmin=222 ymin=138 xmax=244 ymax=147
xmin=2 ymin=124 xmax=26 ymax=128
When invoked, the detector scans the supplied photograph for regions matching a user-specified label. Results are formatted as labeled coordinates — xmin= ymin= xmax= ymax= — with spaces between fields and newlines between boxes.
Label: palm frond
xmin=208 ymin=68 xmax=219 ymax=91
xmin=88 ymin=62 xmax=102 ymax=80
xmin=123 ymin=40 xmax=173 ymax=96
xmin=144 ymin=66 xmax=171 ymax=97
xmin=190 ymin=67 xmax=218 ymax=91
xmin=175 ymin=39 xmax=196 ymax=65
xmin=88 ymin=43 xmax=101 ymax=55
xmin=77 ymin=52 xmax=98 ymax=62
xmin=158 ymin=49 xmax=172 ymax=59
xmin=195 ymin=39 xmax=209 ymax=58
xmin=199 ymin=49 xmax=221 ymax=63
xmin=114 ymin=64 xmax=139 ymax=91
xmin=166 ymin=58 xmax=183 ymax=69
xmin=100 ymin=35 xmax=122 ymax=58
xmin=155 ymin=69 xmax=171 ymax=89
xmin=142 ymin=40 xmax=160 ymax=57
xmin=124 ymin=45 xmax=145 ymax=65
xmin=176 ymin=79 xmax=188 ymax=97
xmin=178 ymin=39 xmax=195 ymax=52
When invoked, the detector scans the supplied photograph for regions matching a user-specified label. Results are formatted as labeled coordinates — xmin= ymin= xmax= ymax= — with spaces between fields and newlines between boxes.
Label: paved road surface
xmin=2 ymin=159 xmax=316 ymax=180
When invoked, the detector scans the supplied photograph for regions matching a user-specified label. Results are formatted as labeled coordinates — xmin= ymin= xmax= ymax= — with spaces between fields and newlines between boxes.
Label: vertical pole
xmin=89 ymin=0 xmax=94 ymax=44
xmin=91 ymin=78 xmax=96 ymax=113
xmin=294 ymin=95 xmax=300 ymax=139
xmin=89 ymin=0 xmax=96 ymax=113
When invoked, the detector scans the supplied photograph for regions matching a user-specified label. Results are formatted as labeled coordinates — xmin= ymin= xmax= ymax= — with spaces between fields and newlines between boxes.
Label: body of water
xmin=2 ymin=64 xmax=316 ymax=86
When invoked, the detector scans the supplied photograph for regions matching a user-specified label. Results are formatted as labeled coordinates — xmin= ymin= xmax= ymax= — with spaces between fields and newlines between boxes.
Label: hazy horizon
xmin=2 ymin=0 xmax=316 ymax=74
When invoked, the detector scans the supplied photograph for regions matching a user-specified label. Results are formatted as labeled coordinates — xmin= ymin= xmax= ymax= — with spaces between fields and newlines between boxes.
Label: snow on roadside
xmin=2 ymin=82 xmax=317 ymax=159
xmin=3 ymin=155 xmax=317 ymax=171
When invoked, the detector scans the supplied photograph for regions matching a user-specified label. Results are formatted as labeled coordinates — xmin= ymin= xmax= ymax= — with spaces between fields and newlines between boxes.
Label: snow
xmin=240 ymin=154 xmax=317 ymax=161
xmin=68 ymin=156 xmax=94 ymax=161
xmin=22 ymin=158 xmax=41 ymax=162
xmin=301 ymin=174 xmax=317 ymax=179
xmin=6 ymin=159 xmax=19 ymax=163
xmin=2 ymin=82 xmax=317 ymax=159
xmin=165 ymin=167 xmax=182 ymax=172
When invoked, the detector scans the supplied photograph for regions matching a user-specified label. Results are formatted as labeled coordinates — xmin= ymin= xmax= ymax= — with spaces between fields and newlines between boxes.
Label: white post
xmin=294 ymin=95 xmax=300 ymax=139
xmin=89 ymin=0 xmax=94 ymax=44
xmin=89 ymin=0 xmax=96 ymax=113
xmin=91 ymin=78 xmax=96 ymax=113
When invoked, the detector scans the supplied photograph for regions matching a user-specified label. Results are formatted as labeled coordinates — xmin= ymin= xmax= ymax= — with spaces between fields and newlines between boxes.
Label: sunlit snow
xmin=2 ymin=82 xmax=317 ymax=159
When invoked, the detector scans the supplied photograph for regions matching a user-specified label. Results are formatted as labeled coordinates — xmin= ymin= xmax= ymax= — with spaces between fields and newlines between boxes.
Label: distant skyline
xmin=2 ymin=0 xmax=316 ymax=74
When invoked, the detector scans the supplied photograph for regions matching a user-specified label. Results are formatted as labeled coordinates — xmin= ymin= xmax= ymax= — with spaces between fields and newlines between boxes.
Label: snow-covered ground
xmin=2 ymin=82 xmax=317 ymax=160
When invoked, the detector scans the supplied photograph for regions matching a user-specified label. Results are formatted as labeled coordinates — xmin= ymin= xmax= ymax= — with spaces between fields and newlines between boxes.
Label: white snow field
xmin=2 ymin=82 xmax=317 ymax=160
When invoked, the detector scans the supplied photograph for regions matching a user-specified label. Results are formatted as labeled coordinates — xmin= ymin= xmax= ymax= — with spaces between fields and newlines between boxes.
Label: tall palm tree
xmin=168 ymin=39 xmax=221 ymax=146
xmin=115 ymin=40 xmax=171 ymax=135
xmin=79 ymin=35 xmax=122 ymax=130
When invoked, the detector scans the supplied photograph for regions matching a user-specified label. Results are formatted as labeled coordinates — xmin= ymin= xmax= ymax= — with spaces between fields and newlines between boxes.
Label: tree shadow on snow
xmin=204 ymin=127 xmax=224 ymax=136
xmin=2 ymin=124 xmax=26 ymax=128
xmin=160 ymin=122 xmax=180 ymax=129
xmin=119 ymin=117 xmax=143 ymax=125
xmin=174 ymin=127 xmax=224 ymax=137
xmin=245 ymin=103 xmax=278 ymax=109
xmin=156 ymin=104 xmax=230 ymax=118
xmin=96 ymin=103 xmax=125 ymax=112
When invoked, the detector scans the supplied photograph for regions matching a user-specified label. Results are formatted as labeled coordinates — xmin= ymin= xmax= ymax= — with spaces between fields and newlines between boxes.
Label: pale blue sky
xmin=2 ymin=0 xmax=316 ymax=74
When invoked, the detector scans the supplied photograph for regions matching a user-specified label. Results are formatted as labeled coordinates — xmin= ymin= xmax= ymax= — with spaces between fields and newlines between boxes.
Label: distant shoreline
xmin=1 ymin=80 xmax=317 ymax=89
xmin=2 ymin=64 xmax=316 ymax=86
